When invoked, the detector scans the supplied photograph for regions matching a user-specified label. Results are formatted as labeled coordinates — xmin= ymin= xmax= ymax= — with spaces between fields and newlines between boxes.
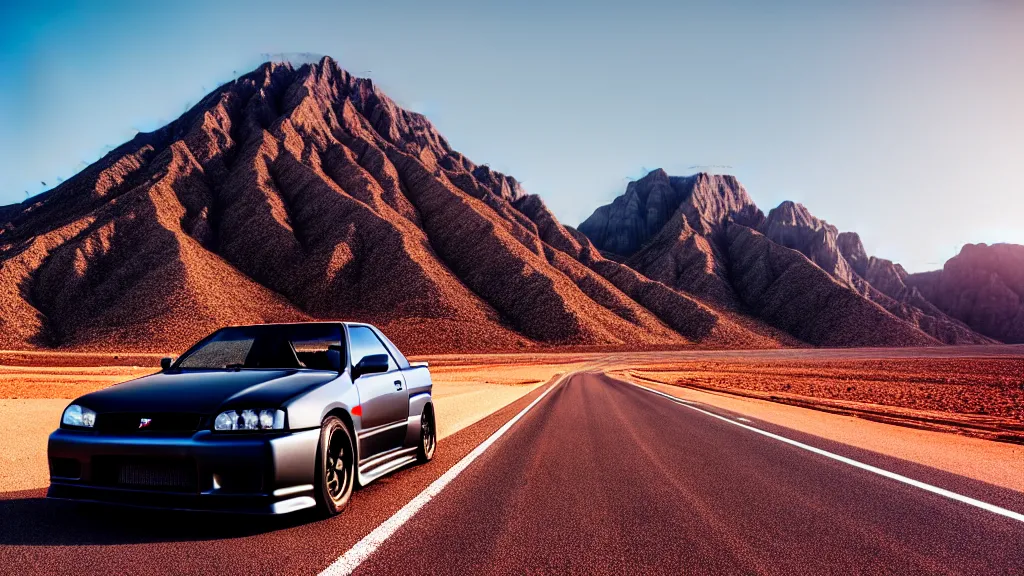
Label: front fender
xmin=282 ymin=374 xmax=360 ymax=432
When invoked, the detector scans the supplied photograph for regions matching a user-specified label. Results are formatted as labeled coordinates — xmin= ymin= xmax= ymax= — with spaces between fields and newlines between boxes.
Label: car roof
xmin=219 ymin=321 xmax=375 ymax=329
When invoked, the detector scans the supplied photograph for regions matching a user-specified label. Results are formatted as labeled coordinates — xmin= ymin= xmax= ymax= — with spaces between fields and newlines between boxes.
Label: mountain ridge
xmin=0 ymin=58 xmax=1014 ymax=353
xmin=579 ymin=169 xmax=1000 ymax=346
xmin=0 ymin=58 xmax=782 ymax=353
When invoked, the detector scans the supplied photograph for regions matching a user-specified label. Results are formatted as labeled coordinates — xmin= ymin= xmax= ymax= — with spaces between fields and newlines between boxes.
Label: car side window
xmin=348 ymin=326 xmax=397 ymax=372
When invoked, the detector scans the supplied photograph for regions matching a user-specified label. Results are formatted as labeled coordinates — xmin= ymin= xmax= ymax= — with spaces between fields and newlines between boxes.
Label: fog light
xmin=50 ymin=458 xmax=81 ymax=479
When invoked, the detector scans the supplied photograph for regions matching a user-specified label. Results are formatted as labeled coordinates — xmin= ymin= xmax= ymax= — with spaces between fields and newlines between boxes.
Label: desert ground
xmin=613 ymin=350 xmax=1024 ymax=443
xmin=1 ymin=346 xmax=1022 ymax=494
xmin=2 ymin=346 xmax=1024 ymax=576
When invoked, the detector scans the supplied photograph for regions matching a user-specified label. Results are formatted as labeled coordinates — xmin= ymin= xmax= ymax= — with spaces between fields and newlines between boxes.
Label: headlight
xmin=214 ymin=409 xmax=285 ymax=431
xmin=62 ymin=404 xmax=97 ymax=428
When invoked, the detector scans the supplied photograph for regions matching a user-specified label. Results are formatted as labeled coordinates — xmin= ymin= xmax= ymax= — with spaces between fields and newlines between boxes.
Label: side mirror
xmin=352 ymin=354 xmax=389 ymax=379
xmin=160 ymin=357 xmax=174 ymax=371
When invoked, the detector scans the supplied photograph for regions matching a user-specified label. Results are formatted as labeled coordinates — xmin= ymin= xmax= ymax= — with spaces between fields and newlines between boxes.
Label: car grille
xmin=92 ymin=457 xmax=198 ymax=492
xmin=95 ymin=413 xmax=203 ymax=434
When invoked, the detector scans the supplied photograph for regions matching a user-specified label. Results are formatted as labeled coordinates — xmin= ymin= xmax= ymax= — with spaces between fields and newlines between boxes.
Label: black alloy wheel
xmin=315 ymin=416 xmax=355 ymax=516
xmin=416 ymin=406 xmax=436 ymax=463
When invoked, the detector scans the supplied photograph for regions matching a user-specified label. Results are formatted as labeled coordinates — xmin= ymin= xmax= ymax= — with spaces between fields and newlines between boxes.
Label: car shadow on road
xmin=0 ymin=489 xmax=317 ymax=545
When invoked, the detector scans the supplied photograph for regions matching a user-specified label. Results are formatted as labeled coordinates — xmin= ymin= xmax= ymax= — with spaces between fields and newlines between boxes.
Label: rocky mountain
xmin=578 ymin=170 xmax=761 ymax=310
xmin=0 ymin=58 xmax=787 ymax=354
xmin=758 ymin=202 xmax=992 ymax=344
xmin=908 ymin=243 xmax=1024 ymax=343
xmin=579 ymin=169 xmax=999 ymax=346
xmin=725 ymin=225 xmax=940 ymax=347
xmin=2 ymin=59 xmax=1008 ymax=353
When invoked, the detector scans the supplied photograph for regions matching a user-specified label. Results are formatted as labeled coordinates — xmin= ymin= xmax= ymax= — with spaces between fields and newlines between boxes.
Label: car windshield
xmin=174 ymin=324 xmax=343 ymax=371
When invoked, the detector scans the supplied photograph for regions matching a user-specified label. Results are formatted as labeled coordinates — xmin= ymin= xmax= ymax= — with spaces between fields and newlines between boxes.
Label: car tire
xmin=416 ymin=405 xmax=436 ymax=464
xmin=314 ymin=416 xmax=355 ymax=516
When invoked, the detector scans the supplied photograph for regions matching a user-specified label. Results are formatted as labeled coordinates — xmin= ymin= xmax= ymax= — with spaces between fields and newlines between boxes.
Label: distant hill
xmin=908 ymin=243 xmax=1024 ymax=343
xmin=579 ymin=169 xmax=1000 ymax=346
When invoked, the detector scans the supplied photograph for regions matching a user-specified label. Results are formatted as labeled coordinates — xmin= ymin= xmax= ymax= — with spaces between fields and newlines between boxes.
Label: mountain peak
xmin=765 ymin=200 xmax=826 ymax=230
xmin=578 ymin=170 xmax=759 ymax=258
xmin=836 ymin=231 xmax=869 ymax=277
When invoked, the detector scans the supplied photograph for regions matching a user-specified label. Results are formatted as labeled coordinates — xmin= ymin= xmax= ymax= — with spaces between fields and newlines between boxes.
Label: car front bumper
xmin=46 ymin=427 xmax=320 ymax=514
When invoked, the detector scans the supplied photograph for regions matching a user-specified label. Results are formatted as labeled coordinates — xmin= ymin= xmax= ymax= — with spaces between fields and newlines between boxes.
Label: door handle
xmin=394 ymin=380 xmax=403 ymax=390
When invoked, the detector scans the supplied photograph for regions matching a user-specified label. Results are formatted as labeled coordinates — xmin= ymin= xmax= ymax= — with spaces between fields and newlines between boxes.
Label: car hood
xmin=75 ymin=369 xmax=339 ymax=414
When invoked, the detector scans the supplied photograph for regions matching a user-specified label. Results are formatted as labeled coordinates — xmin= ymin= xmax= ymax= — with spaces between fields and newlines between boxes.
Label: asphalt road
xmin=2 ymin=372 xmax=1023 ymax=575
xmin=351 ymin=373 xmax=1024 ymax=575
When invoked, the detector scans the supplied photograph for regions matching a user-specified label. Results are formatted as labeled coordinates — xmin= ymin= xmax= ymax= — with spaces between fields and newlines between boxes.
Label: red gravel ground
xmin=623 ymin=354 xmax=1024 ymax=442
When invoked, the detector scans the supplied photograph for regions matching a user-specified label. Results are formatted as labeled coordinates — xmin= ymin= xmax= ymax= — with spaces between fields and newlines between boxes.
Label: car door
xmin=347 ymin=325 xmax=408 ymax=458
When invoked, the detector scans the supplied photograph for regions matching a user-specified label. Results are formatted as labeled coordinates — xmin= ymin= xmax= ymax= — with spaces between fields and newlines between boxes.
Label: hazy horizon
xmin=2 ymin=0 xmax=1022 ymax=273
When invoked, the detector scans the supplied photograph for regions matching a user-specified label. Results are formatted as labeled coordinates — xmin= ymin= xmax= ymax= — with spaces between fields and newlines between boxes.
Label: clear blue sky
xmin=1 ymin=0 xmax=1022 ymax=272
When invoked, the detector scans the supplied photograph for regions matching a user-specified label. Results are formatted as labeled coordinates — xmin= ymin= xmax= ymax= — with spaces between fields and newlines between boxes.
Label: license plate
xmin=117 ymin=462 xmax=195 ymax=490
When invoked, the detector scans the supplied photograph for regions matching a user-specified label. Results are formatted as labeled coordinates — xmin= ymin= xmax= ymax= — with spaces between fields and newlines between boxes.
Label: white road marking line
xmin=736 ymin=417 xmax=752 ymax=423
xmin=627 ymin=380 xmax=1024 ymax=524
xmin=319 ymin=372 xmax=571 ymax=576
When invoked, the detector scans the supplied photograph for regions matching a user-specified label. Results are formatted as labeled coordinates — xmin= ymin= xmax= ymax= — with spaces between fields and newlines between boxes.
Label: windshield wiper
xmin=224 ymin=363 xmax=245 ymax=370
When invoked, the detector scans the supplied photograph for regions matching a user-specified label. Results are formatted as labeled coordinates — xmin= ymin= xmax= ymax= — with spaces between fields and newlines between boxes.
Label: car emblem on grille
xmin=139 ymin=418 xmax=152 ymax=429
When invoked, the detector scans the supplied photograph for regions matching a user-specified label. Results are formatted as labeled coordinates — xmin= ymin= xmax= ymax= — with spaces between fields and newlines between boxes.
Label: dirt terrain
xmin=1 ymin=345 xmax=1022 ymax=493
xmin=615 ymin=348 xmax=1024 ymax=443
xmin=3 ymin=346 xmax=1021 ymax=432
xmin=0 ymin=350 xmax=594 ymax=399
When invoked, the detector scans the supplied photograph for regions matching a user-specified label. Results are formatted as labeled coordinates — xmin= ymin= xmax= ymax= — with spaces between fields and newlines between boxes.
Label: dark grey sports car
xmin=46 ymin=322 xmax=436 ymax=515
